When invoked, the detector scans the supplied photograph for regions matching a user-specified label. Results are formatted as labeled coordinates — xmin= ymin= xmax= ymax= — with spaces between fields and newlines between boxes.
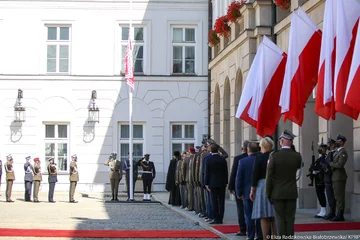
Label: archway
xmin=214 ymin=84 xmax=220 ymax=143
xmin=223 ymin=78 xmax=230 ymax=156
xmin=234 ymin=69 xmax=243 ymax=155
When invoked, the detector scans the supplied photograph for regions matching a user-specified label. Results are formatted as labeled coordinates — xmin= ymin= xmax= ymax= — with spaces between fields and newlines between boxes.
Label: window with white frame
xmin=46 ymin=26 xmax=71 ymax=73
xmin=172 ymin=27 xmax=196 ymax=74
xmin=44 ymin=124 xmax=69 ymax=171
xmin=121 ymin=26 xmax=144 ymax=74
xmin=171 ymin=123 xmax=196 ymax=153
xmin=119 ymin=123 xmax=145 ymax=164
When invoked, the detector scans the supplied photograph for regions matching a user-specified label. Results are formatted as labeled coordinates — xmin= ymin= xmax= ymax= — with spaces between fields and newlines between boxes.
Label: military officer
xmin=32 ymin=157 xmax=42 ymax=202
xmin=24 ymin=156 xmax=35 ymax=202
xmin=4 ymin=154 xmax=15 ymax=202
xmin=266 ymin=130 xmax=302 ymax=238
xmin=183 ymin=148 xmax=194 ymax=210
xmin=137 ymin=154 xmax=156 ymax=201
xmin=47 ymin=157 xmax=58 ymax=203
xmin=104 ymin=152 xmax=122 ymax=201
xmin=329 ymin=134 xmax=348 ymax=221
xmin=69 ymin=154 xmax=79 ymax=203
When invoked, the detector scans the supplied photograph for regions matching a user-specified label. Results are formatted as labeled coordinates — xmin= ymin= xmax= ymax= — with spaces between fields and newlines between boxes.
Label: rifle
xmin=306 ymin=141 xmax=315 ymax=186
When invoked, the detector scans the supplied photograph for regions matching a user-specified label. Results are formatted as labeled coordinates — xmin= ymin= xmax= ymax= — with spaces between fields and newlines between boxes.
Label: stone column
xmin=351 ymin=118 xmax=360 ymax=219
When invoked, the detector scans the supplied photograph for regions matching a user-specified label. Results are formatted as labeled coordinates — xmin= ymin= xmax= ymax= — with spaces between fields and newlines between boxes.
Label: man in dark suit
xmin=205 ymin=144 xmax=228 ymax=224
xmin=166 ymin=151 xmax=181 ymax=206
xmin=266 ymin=130 xmax=302 ymax=239
xmin=236 ymin=141 xmax=262 ymax=240
xmin=329 ymin=134 xmax=348 ymax=221
xmin=228 ymin=140 xmax=249 ymax=236
xmin=123 ymin=153 xmax=139 ymax=201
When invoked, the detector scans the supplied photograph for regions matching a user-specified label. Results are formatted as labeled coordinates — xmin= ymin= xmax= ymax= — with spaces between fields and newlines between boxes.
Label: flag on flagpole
xmin=279 ymin=7 xmax=322 ymax=126
xmin=345 ymin=19 xmax=360 ymax=113
xmin=125 ymin=28 xmax=135 ymax=91
xmin=333 ymin=0 xmax=360 ymax=120
xmin=236 ymin=36 xmax=287 ymax=137
xmin=315 ymin=0 xmax=336 ymax=120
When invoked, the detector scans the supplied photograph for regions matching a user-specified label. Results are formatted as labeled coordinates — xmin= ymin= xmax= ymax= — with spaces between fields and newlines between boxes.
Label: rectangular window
xmin=121 ymin=26 xmax=144 ymax=74
xmin=44 ymin=124 xmax=69 ymax=171
xmin=46 ymin=26 xmax=71 ymax=73
xmin=119 ymin=123 xmax=145 ymax=164
xmin=171 ymin=123 xmax=196 ymax=153
xmin=172 ymin=27 xmax=195 ymax=74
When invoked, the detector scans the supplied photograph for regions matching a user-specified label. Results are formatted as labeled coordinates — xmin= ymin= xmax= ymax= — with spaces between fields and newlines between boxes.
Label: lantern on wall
xmin=14 ymin=89 xmax=26 ymax=122
xmin=88 ymin=90 xmax=100 ymax=123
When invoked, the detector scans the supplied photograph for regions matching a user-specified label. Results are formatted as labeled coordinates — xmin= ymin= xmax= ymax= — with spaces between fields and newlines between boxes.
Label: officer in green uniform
xmin=69 ymin=154 xmax=79 ymax=203
xmin=5 ymin=154 xmax=15 ymax=202
xmin=32 ymin=157 xmax=42 ymax=202
xmin=266 ymin=130 xmax=302 ymax=239
xmin=104 ymin=152 xmax=122 ymax=201
xmin=329 ymin=134 xmax=348 ymax=221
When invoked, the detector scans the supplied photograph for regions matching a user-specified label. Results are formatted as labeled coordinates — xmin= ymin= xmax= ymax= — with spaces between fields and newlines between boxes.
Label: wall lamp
xmin=14 ymin=89 xmax=26 ymax=122
xmin=88 ymin=90 xmax=100 ymax=123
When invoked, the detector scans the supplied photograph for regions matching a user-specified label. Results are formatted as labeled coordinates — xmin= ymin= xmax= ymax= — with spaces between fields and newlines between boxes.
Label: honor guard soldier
xmin=47 ymin=157 xmax=58 ymax=203
xmin=266 ymin=130 xmax=302 ymax=239
xmin=104 ymin=152 xmax=122 ymax=201
xmin=329 ymin=134 xmax=348 ymax=221
xmin=24 ymin=156 xmax=35 ymax=202
xmin=69 ymin=154 xmax=79 ymax=203
xmin=4 ymin=154 xmax=15 ymax=202
xmin=32 ymin=158 xmax=42 ymax=202
xmin=138 ymin=154 xmax=156 ymax=201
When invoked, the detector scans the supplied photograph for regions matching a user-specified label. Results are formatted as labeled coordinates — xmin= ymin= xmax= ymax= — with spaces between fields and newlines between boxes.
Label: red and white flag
xmin=236 ymin=36 xmax=287 ymax=137
xmin=125 ymin=28 xmax=135 ymax=91
xmin=279 ymin=7 xmax=322 ymax=126
xmin=345 ymin=19 xmax=360 ymax=113
xmin=334 ymin=0 xmax=360 ymax=120
xmin=315 ymin=0 xmax=336 ymax=120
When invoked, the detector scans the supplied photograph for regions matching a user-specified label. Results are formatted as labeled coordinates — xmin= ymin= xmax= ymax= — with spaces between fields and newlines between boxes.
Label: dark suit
xmin=123 ymin=159 xmax=138 ymax=200
xmin=266 ymin=147 xmax=302 ymax=238
xmin=235 ymin=154 xmax=262 ymax=240
xmin=229 ymin=152 xmax=247 ymax=234
xmin=24 ymin=162 xmax=34 ymax=201
xmin=166 ymin=157 xmax=181 ymax=206
xmin=201 ymin=151 xmax=213 ymax=219
xmin=205 ymin=153 xmax=228 ymax=223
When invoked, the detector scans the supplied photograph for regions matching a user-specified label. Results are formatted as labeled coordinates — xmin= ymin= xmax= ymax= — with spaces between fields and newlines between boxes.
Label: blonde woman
xmin=250 ymin=137 xmax=277 ymax=239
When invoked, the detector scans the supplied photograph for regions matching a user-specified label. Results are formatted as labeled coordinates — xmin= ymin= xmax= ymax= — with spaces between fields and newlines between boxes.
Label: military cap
xmin=173 ymin=151 xmax=180 ymax=157
xmin=144 ymin=153 xmax=150 ymax=156
xmin=6 ymin=154 xmax=12 ymax=159
xmin=111 ymin=151 xmax=117 ymax=155
xmin=195 ymin=146 xmax=201 ymax=153
xmin=318 ymin=142 xmax=327 ymax=148
xmin=48 ymin=157 xmax=54 ymax=161
xmin=25 ymin=156 xmax=31 ymax=160
xmin=71 ymin=154 xmax=77 ymax=159
xmin=279 ymin=129 xmax=296 ymax=141
xmin=207 ymin=138 xmax=216 ymax=145
xmin=327 ymin=138 xmax=336 ymax=145
xmin=336 ymin=134 xmax=347 ymax=142
xmin=34 ymin=157 xmax=40 ymax=162
xmin=189 ymin=147 xmax=196 ymax=152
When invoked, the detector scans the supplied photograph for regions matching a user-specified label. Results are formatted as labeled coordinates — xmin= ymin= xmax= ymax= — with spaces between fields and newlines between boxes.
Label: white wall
xmin=0 ymin=0 xmax=209 ymax=193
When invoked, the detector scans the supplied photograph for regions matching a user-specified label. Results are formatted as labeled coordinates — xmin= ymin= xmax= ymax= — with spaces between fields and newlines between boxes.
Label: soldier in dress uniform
xmin=177 ymin=152 xmax=187 ymax=208
xmin=69 ymin=154 xmax=79 ymax=203
xmin=137 ymin=154 xmax=156 ymax=201
xmin=123 ymin=152 xmax=138 ymax=201
xmin=5 ymin=154 xmax=15 ymax=202
xmin=24 ymin=156 xmax=35 ymax=202
xmin=104 ymin=152 xmax=122 ymax=201
xmin=47 ymin=157 xmax=58 ymax=203
xmin=32 ymin=157 xmax=42 ymax=203
xmin=266 ymin=130 xmax=302 ymax=239
xmin=329 ymin=134 xmax=348 ymax=221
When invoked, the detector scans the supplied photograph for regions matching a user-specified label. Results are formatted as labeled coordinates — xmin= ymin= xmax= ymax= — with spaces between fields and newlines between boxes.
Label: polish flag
xmin=315 ymin=0 xmax=336 ymax=120
xmin=236 ymin=36 xmax=287 ymax=137
xmin=279 ymin=7 xmax=322 ymax=126
xmin=334 ymin=0 xmax=360 ymax=120
xmin=345 ymin=19 xmax=360 ymax=113
xmin=125 ymin=28 xmax=135 ymax=91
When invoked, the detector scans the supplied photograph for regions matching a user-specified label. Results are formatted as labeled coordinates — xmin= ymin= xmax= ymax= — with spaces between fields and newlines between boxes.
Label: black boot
xmin=323 ymin=212 xmax=335 ymax=220
xmin=330 ymin=210 xmax=345 ymax=221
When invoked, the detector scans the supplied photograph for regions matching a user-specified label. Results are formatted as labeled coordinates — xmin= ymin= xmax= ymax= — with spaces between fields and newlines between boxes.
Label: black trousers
xmin=325 ymin=183 xmax=336 ymax=215
xmin=126 ymin=176 xmax=137 ymax=199
xmin=315 ymin=177 xmax=326 ymax=207
xmin=24 ymin=181 xmax=33 ymax=201
xmin=210 ymin=186 xmax=226 ymax=223
xmin=235 ymin=194 xmax=247 ymax=233
xmin=48 ymin=182 xmax=56 ymax=202
xmin=143 ymin=179 xmax=153 ymax=194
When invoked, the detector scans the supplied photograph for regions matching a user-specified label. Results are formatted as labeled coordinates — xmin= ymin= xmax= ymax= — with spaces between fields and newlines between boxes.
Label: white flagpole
xmin=129 ymin=0 xmax=134 ymax=201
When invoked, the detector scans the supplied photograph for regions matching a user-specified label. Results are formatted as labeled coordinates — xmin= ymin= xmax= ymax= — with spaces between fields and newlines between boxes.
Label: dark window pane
xmin=185 ymin=125 xmax=194 ymax=138
xmin=185 ymin=60 xmax=195 ymax=73
xmin=134 ymin=28 xmax=143 ymax=41
xmin=60 ymin=27 xmax=69 ymax=40
xmin=184 ymin=143 xmax=194 ymax=150
xmin=172 ymin=144 xmax=182 ymax=154
xmin=58 ymin=125 xmax=67 ymax=138
xmin=48 ymin=27 xmax=57 ymax=40
xmin=45 ymin=143 xmax=55 ymax=156
xmin=173 ymin=28 xmax=182 ymax=41
xmin=134 ymin=60 xmax=143 ymax=73
xmin=173 ymin=46 xmax=182 ymax=59
xmin=133 ymin=143 xmax=143 ymax=160
xmin=45 ymin=125 xmax=55 ymax=138
xmin=121 ymin=144 xmax=129 ymax=161
xmin=133 ymin=125 xmax=143 ymax=138
xmin=122 ymin=27 xmax=129 ymax=40
xmin=185 ymin=28 xmax=195 ymax=42
xmin=185 ymin=46 xmax=195 ymax=59
xmin=121 ymin=125 xmax=130 ymax=138
xmin=173 ymin=60 xmax=182 ymax=73
xmin=58 ymin=157 xmax=67 ymax=171
xmin=172 ymin=125 xmax=182 ymax=138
